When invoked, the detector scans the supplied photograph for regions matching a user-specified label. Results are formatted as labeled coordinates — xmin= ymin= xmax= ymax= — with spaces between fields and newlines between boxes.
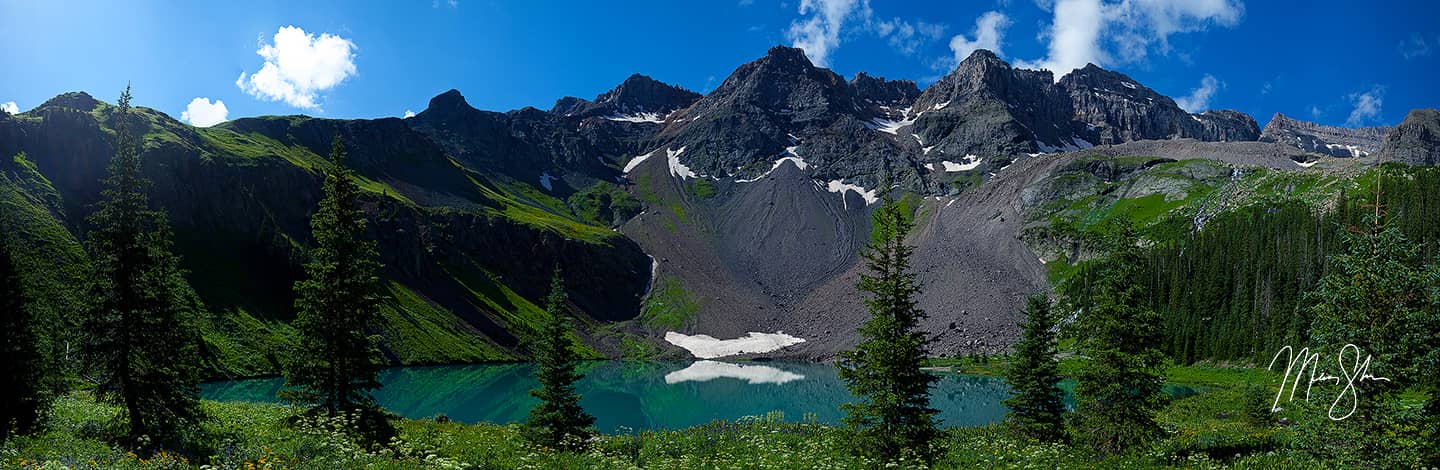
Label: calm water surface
xmin=202 ymin=361 xmax=1104 ymax=432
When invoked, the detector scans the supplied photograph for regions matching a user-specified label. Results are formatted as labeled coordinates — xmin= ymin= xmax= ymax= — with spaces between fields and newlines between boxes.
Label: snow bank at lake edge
xmin=664 ymin=331 xmax=807 ymax=359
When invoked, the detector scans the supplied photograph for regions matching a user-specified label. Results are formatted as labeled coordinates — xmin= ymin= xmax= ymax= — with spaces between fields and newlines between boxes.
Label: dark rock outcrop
xmin=849 ymin=72 xmax=920 ymax=106
xmin=909 ymin=51 xmax=1258 ymax=161
xmin=1260 ymin=113 xmax=1390 ymax=157
xmin=1060 ymin=64 xmax=1259 ymax=144
xmin=1380 ymin=108 xmax=1440 ymax=166
xmin=551 ymin=73 xmax=701 ymax=119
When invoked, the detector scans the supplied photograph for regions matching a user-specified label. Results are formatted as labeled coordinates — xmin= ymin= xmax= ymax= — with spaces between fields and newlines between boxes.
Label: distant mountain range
xmin=2 ymin=46 xmax=1436 ymax=375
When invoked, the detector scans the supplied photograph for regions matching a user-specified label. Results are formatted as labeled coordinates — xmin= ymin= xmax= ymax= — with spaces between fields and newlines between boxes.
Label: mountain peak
xmin=428 ymin=89 xmax=472 ymax=112
xmin=765 ymin=45 xmax=811 ymax=64
xmin=961 ymin=48 xmax=1002 ymax=64
xmin=39 ymin=91 xmax=101 ymax=112
xmin=555 ymin=73 xmax=700 ymax=118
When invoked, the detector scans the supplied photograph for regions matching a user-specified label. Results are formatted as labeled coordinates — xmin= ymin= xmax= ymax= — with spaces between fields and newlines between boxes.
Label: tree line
xmin=1146 ymin=165 xmax=1440 ymax=364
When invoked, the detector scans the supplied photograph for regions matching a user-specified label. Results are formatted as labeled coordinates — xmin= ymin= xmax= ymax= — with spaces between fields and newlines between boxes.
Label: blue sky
xmin=1 ymin=0 xmax=1436 ymax=129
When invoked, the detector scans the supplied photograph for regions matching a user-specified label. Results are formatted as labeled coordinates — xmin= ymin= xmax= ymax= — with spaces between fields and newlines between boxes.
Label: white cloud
xmin=1345 ymin=86 xmax=1384 ymax=127
xmin=0 ymin=101 xmax=17 ymax=115
xmin=949 ymin=11 xmax=1012 ymax=65
xmin=1398 ymin=33 xmax=1434 ymax=60
xmin=403 ymin=110 xmax=416 ymax=118
xmin=875 ymin=18 xmax=946 ymax=56
xmin=236 ymin=26 xmax=358 ymax=110
xmin=785 ymin=0 xmax=871 ymax=67
xmin=181 ymin=97 xmax=229 ymax=127
xmin=1016 ymin=0 xmax=1106 ymax=75
xmin=1018 ymin=0 xmax=1243 ymax=78
xmin=1174 ymin=74 xmax=1219 ymax=113
xmin=783 ymin=0 xmax=955 ymax=68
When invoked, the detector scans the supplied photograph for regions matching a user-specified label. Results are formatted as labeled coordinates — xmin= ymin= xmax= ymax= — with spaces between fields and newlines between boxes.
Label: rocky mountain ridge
xmin=1260 ymin=112 xmax=1390 ymax=157
xmin=1381 ymin=108 xmax=1440 ymax=166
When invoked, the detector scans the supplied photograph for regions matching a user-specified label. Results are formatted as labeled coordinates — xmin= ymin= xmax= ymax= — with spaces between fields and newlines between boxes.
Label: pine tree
xmin=283 ymin=135 xmax=390 ymax=437
xmin=839 ymin=197 xmax=940 ymax=464
xmin=525 ymin=268 xmax=595 ymax=450
xmin=82 ymin=85 xmax=204 ymax=445
xmin=1071 ymin=221 xmax=1166 ymax=454
xmin=1002 ymin=294 xmax=1066 ymax=442
xmin=0 ymin=238 xmax=50 ymax=442
xmin=1305 ymin=211 xmax=1438 ymax=461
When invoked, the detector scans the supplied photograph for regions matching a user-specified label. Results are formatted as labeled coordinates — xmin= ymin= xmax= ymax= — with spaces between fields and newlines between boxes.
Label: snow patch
xmin=1325 ymin=143 xmax=1367 ymax=157
xmin=1121 ymin=81 xmax=1138 ymax=90
xmin=933 ymin=100 xmax=951 ymax=110
xmin=737 ymin=146 xmax=809 ymax=183
xmin=1294 ymin=159 xmax=1318 ymax=168
xmin=667 ymin=147 xmax=695 ymax=179
xmin=623 ymin=149 xmax=657 ymax=174
xmin=538 ymin=172 xmax=556 ymax=191
xmin=864 ymin=116 xmax=916 ymax=134
xmin=865 ymin=106 xmax=918 ymax=135
xmin=940 ymin=155 xmax=982 ymax=172
xmin=923 ymin=146 xmax=937 ymax=155
xmin=663 ymin=361 xmax=805 ymax=385
xmin=664 ymin=331 xmax=807 ymax=359
xmin=825 ymin=180 xmax=879 ymax=208
xmin=605 ymin=112 xmax=665 ymax=123
xmin=1035 ymin=136 xmax=1095 ymax=153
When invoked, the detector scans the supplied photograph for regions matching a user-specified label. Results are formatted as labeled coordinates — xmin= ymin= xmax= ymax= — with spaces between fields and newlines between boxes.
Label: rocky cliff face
xmin=905 ymin=51 xmax=1259 ymax=163
xmin=651 ymin=46 xmax=919 ymax=193
xmin=551 ymin=73 xmax=701 ymax=120
xmin=849 ymin=72 xmax=920 ymax=106
xmin=1060 ymin=65 xmax=1260 ymax=145
xmin=1380 ymin=108 xmax=1440 ymax=166
xmin=1259 ymin=113 xmax=1390 ymax=157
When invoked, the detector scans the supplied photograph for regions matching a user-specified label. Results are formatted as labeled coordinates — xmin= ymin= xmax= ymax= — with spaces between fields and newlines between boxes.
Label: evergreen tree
xmin=283 ymin=135 xmax=390 ymax=437
xmin=1305 ymin=212 xmax=1439 ymax=461
xmin=1071 ymin=221 xmax=1166 ymax=454
xmin=525 ymin=268 xmax=595 ymax=450
xmin=82 ymin=85 xmax=204 ymax=444
xmin=839 ymin=197 xmax=940 ymax=464
xmin=1002 ymin=294 xmax=1066 ymax=442
xmin=0 ymin=239 xmax=49 ymax=442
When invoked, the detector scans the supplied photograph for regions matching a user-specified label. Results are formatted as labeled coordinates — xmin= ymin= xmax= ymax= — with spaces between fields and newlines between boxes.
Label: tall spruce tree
xmin=283 ymin=135 xmax=388 ymax=430
xmin=525 ymin=268 xmax=595 ymax=450
xmin=1002 ymin=294 xmax=1066 ymax=442
xmin=82 ymin=85 xmax=204 ymax=444
xmin=1 ymin=238 xmax=49 ymax=442
xmin=839 ymin=196 xmax=940 ymax=464
xmin=1071 ymin=221 xmax=1165 ymax=454
xmin=1305 ymin=211 xmax=1439 ymax=463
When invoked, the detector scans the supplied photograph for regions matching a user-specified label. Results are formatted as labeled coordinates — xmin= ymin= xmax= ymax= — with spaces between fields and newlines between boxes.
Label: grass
xmin=6 ymin=362 xmax=1399 ymax=469
xmin=639 ymin=278 xmax=700 ymax=331
xmin=376 ymin=281 xmax=516 ymax=364
xmin=442 ymin=258 xmax=602 ymax=360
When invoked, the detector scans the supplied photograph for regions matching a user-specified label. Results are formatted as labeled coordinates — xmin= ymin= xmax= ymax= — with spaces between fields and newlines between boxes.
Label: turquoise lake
xmin=201 ymin=361 xmax=1174 ymax=432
